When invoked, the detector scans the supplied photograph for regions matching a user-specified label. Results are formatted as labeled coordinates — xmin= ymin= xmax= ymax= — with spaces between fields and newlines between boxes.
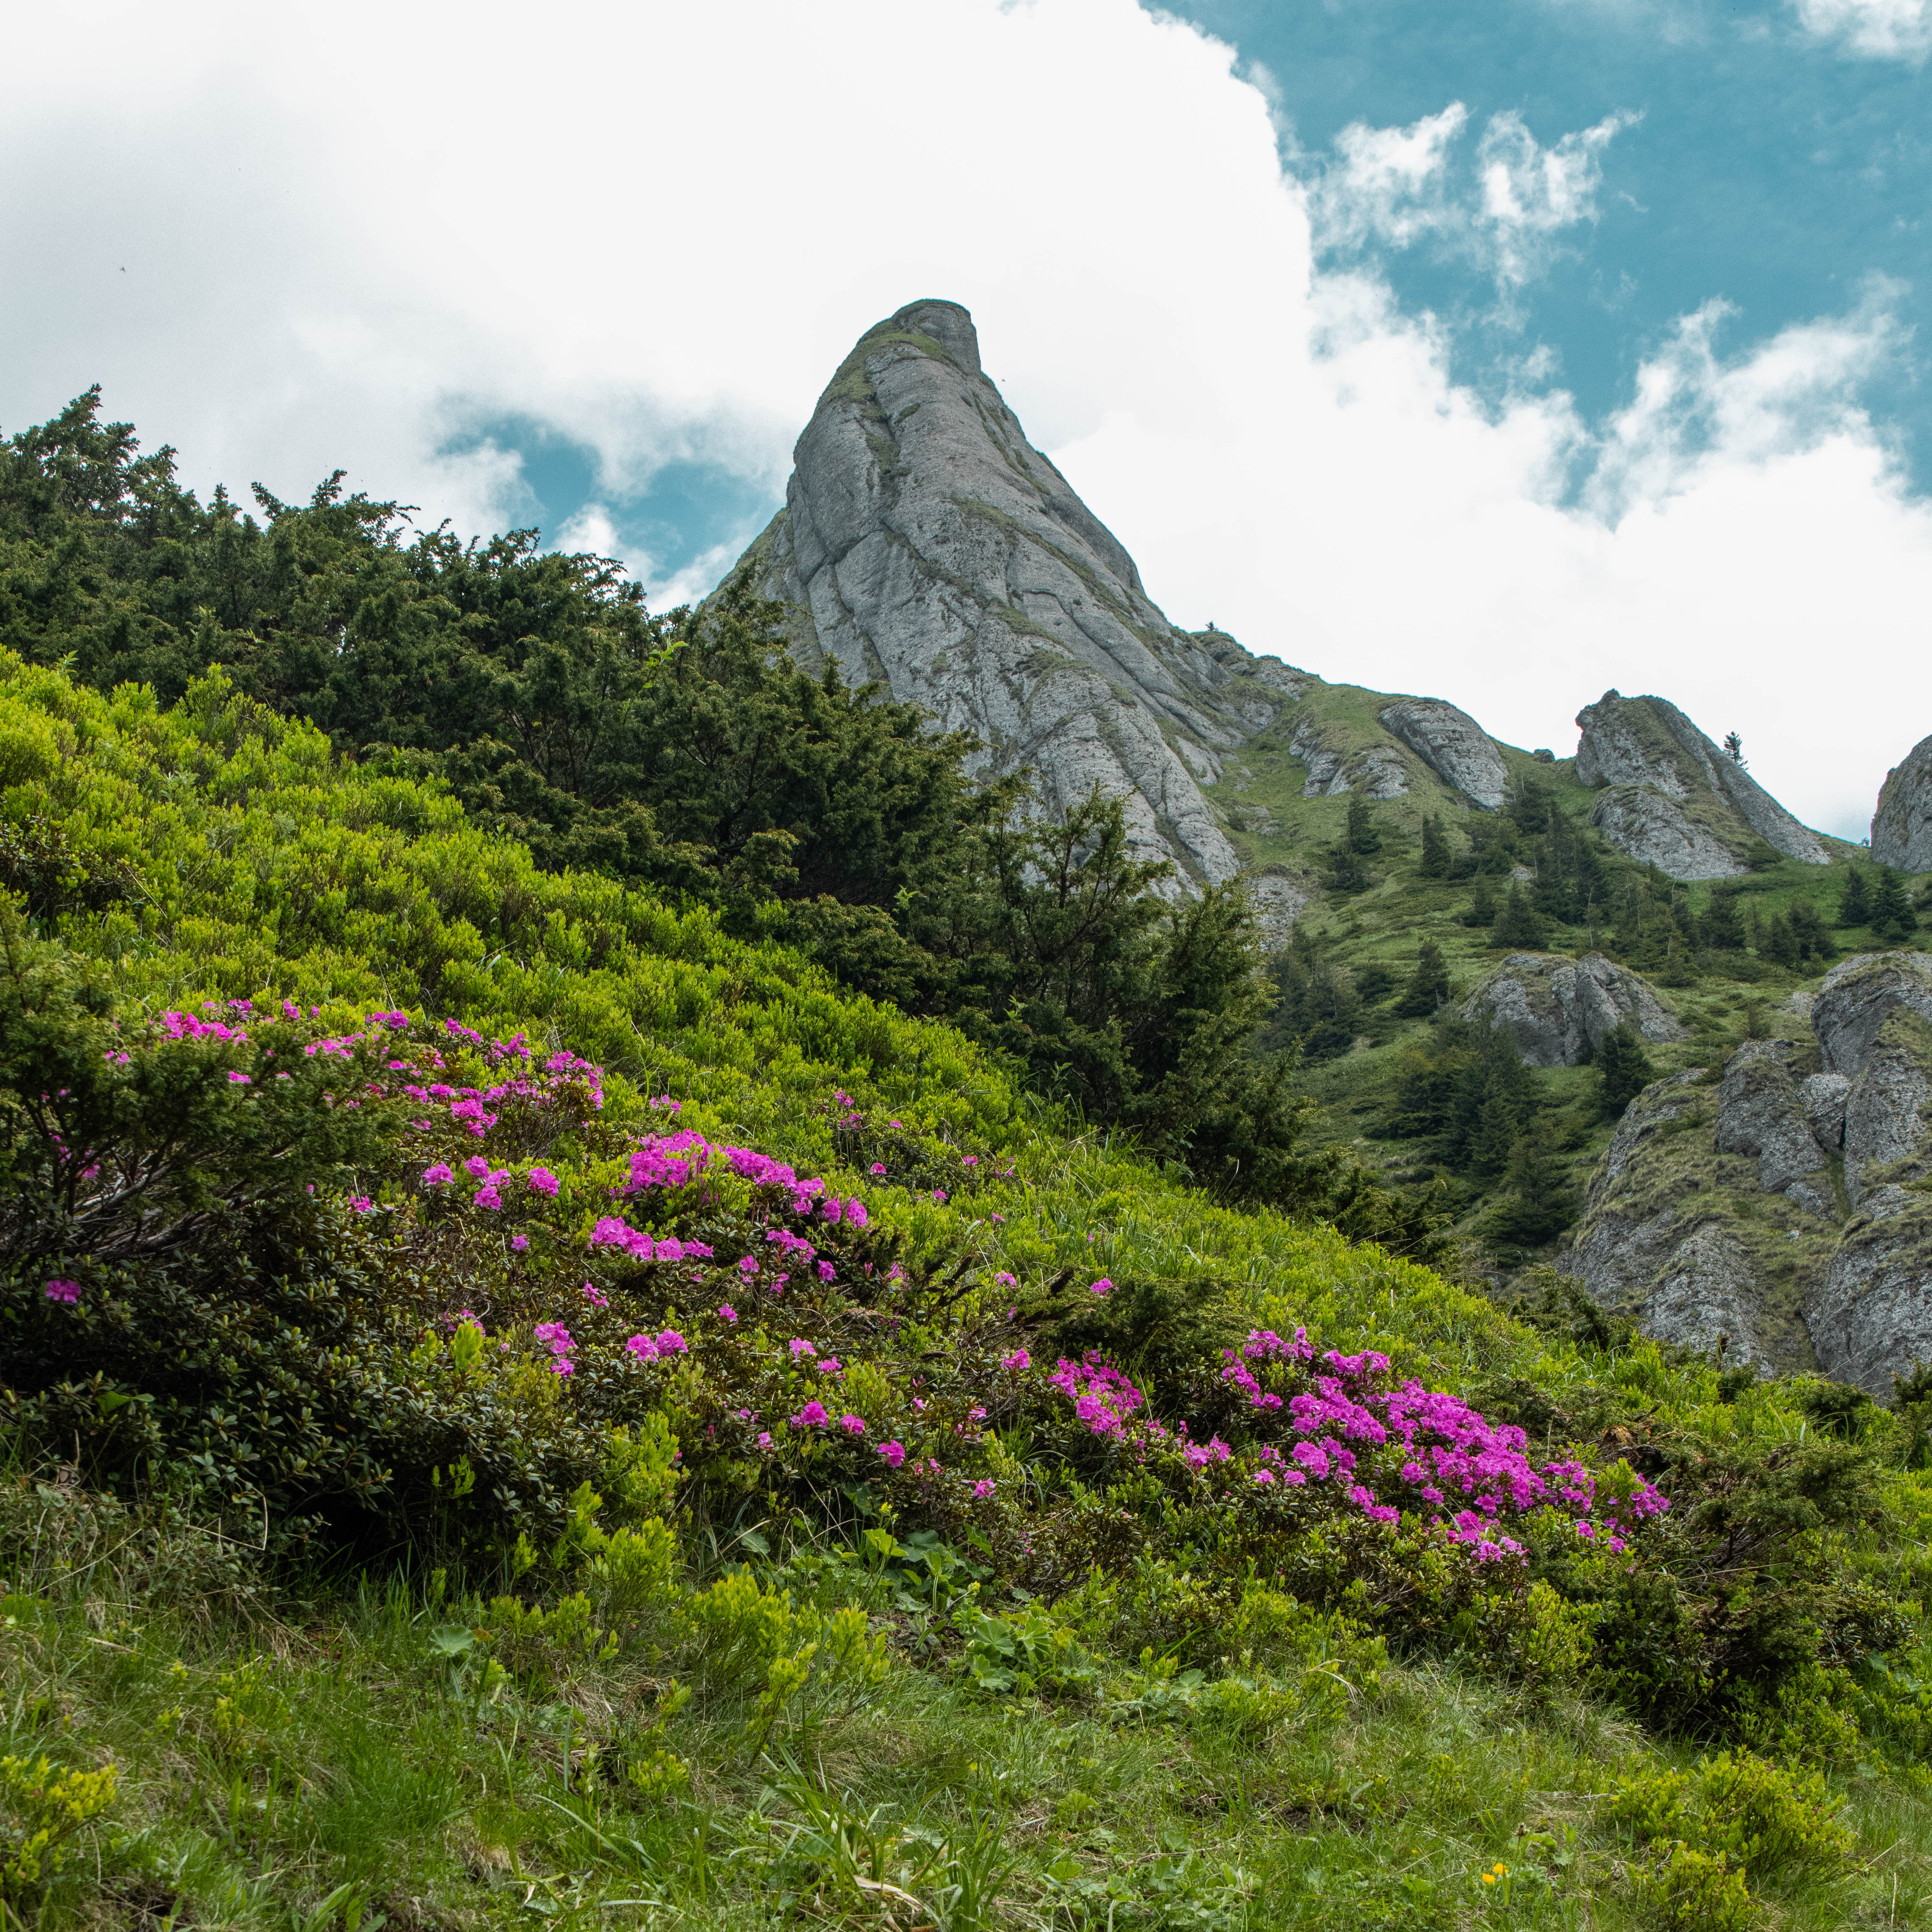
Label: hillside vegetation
xmin=2 ymin=401 xmax=1932 ymax=1930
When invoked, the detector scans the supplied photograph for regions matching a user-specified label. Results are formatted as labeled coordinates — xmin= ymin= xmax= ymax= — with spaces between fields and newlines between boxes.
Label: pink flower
xmin=877 ymin=1440 xmax=906 ymax=1469
xmin=845 ymin=1198 xmax=868 ymax=1227
xmin=870 ymin=1163 xmax=886 ymax=1176
xmin=791 ymin=1400 xmax=830 ymax=1428
xmin=931 ymin=1188 xmax=948 ymax=1203
xmin=527 ymin=1167 xmax=560 ymax=1196
xmin=227 ymin=1071 xmax=251 ymax=1085
xmin=962 ymin=1154 xmax=978 ymax=1167
xmin=718 ymin=1304 xmax=738 ymax=1324
xmin=789 ymin=1338 xmax=816 ymax=1359
xmin=625 ymin=1334 xmax=660 ymax=1361
xmin=739 ymin=1255 xmax=758 ymax=1276
xmin=1089 ymin=1278 xmax=1113 ymax=1297
xmin=1252 ymin=1468 xmax=1276 ymax=1485
xmin=817 ymin=1357 xmax=842 ymax=1375
xmin=655 ymin=1329 xmax=687 ymax=1354
xmin=1001 ymin=1349 xmax=1031 ymax=1372
xmin=465 ymin=1155 xmax=492 ymax=1179
xmin=990 ymin=1213 xmax=1006 ymax=1225
xmin=511 ymin=1233 xmax=529 ymax=1251
xmin=550 ymin=1357 xmax=574 ymax=1377
xmin=757 ymin=1431 xmax=772 ymax=1450
xmin=44 ymin=1277 xmax=80 ymax=1304
xmin=839 ymin=1413 xmax=866 ymax=1434
xmin=821 ymin=1198 xmax=843 ymax=1225
xmin=582 ymin=1281 xmax=609 ymax=1307
xmin=817 ymin=1261 xmax=836 ymax=1282
xmin=421 ymin=1163 xmax=453 ymax=1186
xmin=973 ymin=1479 xmax=995 ymax=1498
xmin=473 ymin=1185 xmax=503 ymax=1210
xmin=348 ymin=1196 xmax=373 ymax=1213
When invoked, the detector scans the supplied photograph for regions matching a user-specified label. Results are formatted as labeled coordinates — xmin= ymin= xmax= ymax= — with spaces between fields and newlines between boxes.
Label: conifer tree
xmin=1344 ymin=796 xmax=1381 ymax=855
xmin=1700 ymin=886 xmax=1745 ymax=952
xmin=1486 ymin=1137 xmax=1576 ymax=1249
xmin=1394 ymin=940 xmax=1451 ymax=1018
xmin=1488 ymin=881 xmax=1547 ymax=950
xmin=1838 ymin=867 xmax=1871 ymax=928
xmin=1760 ymin=912 xmax=1798 ymax=968
xmin=1419 ymin=814 xmax=1451 ymax=879
xmin=1596 ymin=1021 xmax=1654 ymax=1119
xmin=1872 ymin=866 xmax=1917 ymax=943
xmin=1461 ymin=878 xmax=1499 ymax=929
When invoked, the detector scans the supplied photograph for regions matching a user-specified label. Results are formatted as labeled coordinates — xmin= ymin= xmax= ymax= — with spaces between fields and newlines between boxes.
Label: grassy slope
xmin=6 ymin=653 xmax=1932 ymax=1930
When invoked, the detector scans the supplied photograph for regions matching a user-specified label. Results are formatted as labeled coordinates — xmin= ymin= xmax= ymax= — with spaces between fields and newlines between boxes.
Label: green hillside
xmin=4 ymin=400 xmax=1932 ymax=1929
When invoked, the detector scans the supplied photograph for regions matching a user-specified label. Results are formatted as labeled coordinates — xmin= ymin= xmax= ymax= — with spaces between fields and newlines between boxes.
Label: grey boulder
xmin=1804 ymin=1188 xmax=1932 ymax=1397
xmin=1713 ymin=1041 xmax=1833 ymax=1215
xmin=1812 ymin=951 xmax=1932 ymax=1078
xmin=1872 ymin=734 xmax=1932 ymax=874
xmin=1377 ymin=698 xmax=1510 ymax=811
xmin=1461 ymin=951 xmax=1684 ymax=1067
xmin=1588 ymin=786 xmax=1745 ymax=881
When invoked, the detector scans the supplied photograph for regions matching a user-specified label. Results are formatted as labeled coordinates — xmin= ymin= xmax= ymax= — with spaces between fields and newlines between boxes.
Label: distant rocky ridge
xmin=1574 ymin=691 xmax=1832 ymax=880
xmin=1874 ymin=734 xmax=1932 ymax=874
xmin=1560 ymin=951 xmax=1932 ymax=1392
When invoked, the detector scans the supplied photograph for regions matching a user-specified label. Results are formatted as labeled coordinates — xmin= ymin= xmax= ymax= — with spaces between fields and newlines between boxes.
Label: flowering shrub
xmin=0 ymin=949 xmax=1904 ymax=1731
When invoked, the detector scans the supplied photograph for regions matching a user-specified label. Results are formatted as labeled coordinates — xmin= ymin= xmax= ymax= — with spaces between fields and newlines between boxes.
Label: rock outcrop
xmin=1560 ymin=950 xmax=1932 ymax=1396
xmin=1377 ymin=699 xmax=1510 ymax=811
xmin=731 ymin=299 xmax=1294 ymax=884
xmin=1588 ymin=786 xmax=1745 ymax=882
xmin=1461 ymin=951 xmax=1683 ymax=1067
xmin=1872 ymin=734 xmax=1932 ymax=874
xmin=1558 ymin=1068 xmax=1820 ymax=1374
xmin=1574 ymin=691 xmax=1832 ymax=878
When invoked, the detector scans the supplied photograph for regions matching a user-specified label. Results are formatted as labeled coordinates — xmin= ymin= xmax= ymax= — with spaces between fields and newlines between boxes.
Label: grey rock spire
xmin=1574 ymin=690 xmax=1831 ymax=877
xmin=729 ymin=300 xmax=1294 ymax=884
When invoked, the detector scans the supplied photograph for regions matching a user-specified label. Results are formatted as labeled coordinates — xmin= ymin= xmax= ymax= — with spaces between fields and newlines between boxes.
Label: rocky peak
xmin=1872 ymin=733 xmax=1932 ymax=874
xmin=729 ymin=299 xmax=1295 ymax=885
xmin=1574 ymin=690 xmax=1832 ymax=878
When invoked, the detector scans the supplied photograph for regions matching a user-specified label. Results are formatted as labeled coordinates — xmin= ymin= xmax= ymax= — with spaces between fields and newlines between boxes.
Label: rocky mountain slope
xmin=731 ymin=296 xmax=1932 ymax=1390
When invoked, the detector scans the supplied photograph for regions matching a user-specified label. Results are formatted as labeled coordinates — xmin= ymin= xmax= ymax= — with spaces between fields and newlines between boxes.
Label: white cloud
xmin=1794 ymin=0 xmax=1932 ymax=59
xmin=0 ymin=0 xmax=1927 ymax=839
xmin=1311 ymin=101 xmax=1637 ymax=301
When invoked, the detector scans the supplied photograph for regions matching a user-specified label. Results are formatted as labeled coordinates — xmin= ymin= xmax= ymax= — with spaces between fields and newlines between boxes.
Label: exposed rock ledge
xmin=1872 ymin=732 xmax=1932 ymax=874
xmin=1461 ymin=951 xmax=1684 ymax=1067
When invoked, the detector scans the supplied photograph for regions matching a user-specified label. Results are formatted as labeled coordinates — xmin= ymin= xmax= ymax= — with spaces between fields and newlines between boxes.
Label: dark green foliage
xmin=1700 ymin=885 xmax=1746 ymax=952
xmin=1260 ymin=931 xmax=1361 ymax=1066
xmin=1352 ymin=962 xmax=1398 ymax=1004
xmin=1871 ymin=866 xmax=1917 ymax=943
xmin=1387 ymin=1016 xmax=1545 ymax=1179
xmin=1460 ymin=878 xmax=1498 ymax=929
xmin=1723 ymin=731 xmax=1745 ymax=765
xmin=1343 ymin=796 xmax=1381 ymax=855
xmin=1418 ymin=814 xmax=1451 ymax=878
xmin=1324 ymin=841 xmax=1369 ymax=894
xmin=1596 ymin=1022 xmax=1655 ymax=1119
xmin=1393 ymin=941 xmax=1450 ymax=1018
xmin=1487 ymin=881 xmax=1547 ymax=950
xmin=1483 ymin=1137 xmax=1576 ymax=1253
xmin=1837 ymin=867 xmax=1871 ymax=928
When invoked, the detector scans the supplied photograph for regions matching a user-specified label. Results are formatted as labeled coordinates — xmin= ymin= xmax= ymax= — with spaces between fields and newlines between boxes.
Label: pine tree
xmin=1760 ymin=911 xmax=1799 ymax=968
xmin=1461 ymin=878 xmax=1499 ymax=929
xmin=1787 ymin=899 xmax=1834 ymax=963
xmin=1486 ymin=1137 xmax=1576 ymax=1250
xmin=1596 ymin=1022 xmax=1655 ymax=1120
xmin=1325 ymin=840 xmax=1369 ymax=894
xmin=1344 ymin=796 xmax=1382 ymax=855
xmin=1872 ymin=866 xmax=1917 ymax=943
xmin=1394 ymin=941 xmax=1451 ymax=1018
xmin=1837 ymin=867 xmax=1871 ymax=929
xmin=1723 ymin=731 xmax=1746 ymax=766
xmin=1468 ymin=1089 xmax=1522 ymax=1178
xmin=1419 ymin=814 xmax=1451 ymax=879
xmin=1700 ymin=886 xmax=1745 ymax=952
xmin=1488 ymin=881 xmax=1548 ymax=949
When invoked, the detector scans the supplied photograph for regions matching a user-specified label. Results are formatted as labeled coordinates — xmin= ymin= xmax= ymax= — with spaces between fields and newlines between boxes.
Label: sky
xmin=2 ymin=0 xmax=1928 ymax=840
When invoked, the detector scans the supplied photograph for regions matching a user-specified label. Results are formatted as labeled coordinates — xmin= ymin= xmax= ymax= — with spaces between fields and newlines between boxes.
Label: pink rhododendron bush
xmin=1 ymin=943 xmax=1910 ymax=1731
xmin=4 ymin=960 xmax=1678 ymax=1678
